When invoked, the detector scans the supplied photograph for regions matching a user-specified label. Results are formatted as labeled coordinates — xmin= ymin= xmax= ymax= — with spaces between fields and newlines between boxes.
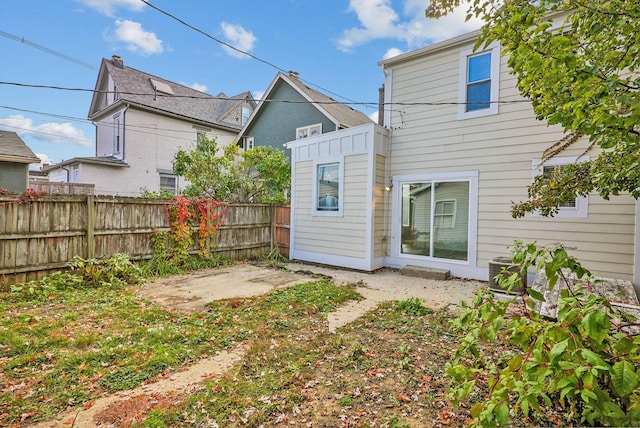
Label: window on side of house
xmin=314 ymin=161 xmax=342 ymax=215
xmin=296 ymin=123 xmax=322 ymax=140
xmin=242 ymin=106 xmax=250 ymax=125
xmin=458 ymin=45 xmax=500 ymax=119
xmin=532 ymin=156 xmax=588 ymax=218
xmin=434 ymin=199 xmax=457 ymax=228
xmin=113 ymin=115 xmax=121 ymax=155
xmin=240 ymin=136 xmax=254 ymax=151
xmin=159 ymin=174 xmax=177 ymax=195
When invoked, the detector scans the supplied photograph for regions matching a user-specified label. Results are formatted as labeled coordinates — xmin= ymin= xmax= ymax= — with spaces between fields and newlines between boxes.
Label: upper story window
xmin=532 ymin=156 xmax=588 ymax=218
xmin=113 ymin=115 xmax=121 ymax=154
xmin=241 ymin=106 xmax=250 ymax=125
xmin=458 ymin=44 xmax=500 ymax=119
xmin=296 ymin=123 xmax=322 ymax=140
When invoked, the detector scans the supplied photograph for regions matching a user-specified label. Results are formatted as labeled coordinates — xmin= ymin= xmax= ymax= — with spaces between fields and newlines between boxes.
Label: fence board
xmin=0 ymin=195 xmax=290 ymax=289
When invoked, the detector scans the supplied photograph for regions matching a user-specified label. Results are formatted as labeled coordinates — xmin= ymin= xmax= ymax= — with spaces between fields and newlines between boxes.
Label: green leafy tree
xmin=426 ymin=0 xmax=640 ymax=217
xmin=172 ymin=137 xmax=290 ymax=203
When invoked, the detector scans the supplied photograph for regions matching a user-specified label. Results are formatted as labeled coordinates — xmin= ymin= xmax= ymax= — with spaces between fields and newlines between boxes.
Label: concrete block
xmin=400 ymin=265 xmax=450 ymax=280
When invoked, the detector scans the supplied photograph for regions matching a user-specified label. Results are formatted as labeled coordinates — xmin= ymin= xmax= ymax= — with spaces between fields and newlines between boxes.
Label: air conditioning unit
xmin=488 ymin=257 xmax=527 ymax=294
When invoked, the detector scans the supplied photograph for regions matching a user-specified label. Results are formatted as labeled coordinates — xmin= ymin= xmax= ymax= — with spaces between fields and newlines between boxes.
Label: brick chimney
xmin=112 ymin=55 xmax=124 ymax=68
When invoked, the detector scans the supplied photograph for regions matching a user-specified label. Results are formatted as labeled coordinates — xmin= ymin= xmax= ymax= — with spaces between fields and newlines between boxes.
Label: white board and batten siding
xmin=382 ymin=31 xmax=637 ymax=281
xmin=286 ymin=123 xmax=389 ymax=271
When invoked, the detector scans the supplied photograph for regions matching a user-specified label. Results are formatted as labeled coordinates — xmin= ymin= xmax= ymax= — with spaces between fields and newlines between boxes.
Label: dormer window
xmin=149 ymin=78 xmax=174 ymax=95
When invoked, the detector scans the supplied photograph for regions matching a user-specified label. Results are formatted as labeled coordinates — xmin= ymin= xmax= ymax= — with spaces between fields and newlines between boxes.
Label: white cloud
xmin=220 ymin=22 xmax=257 ymax=60
xmin=75 ymin=0 xmax=144 ymax=17
xmin=368 ymin=111 xmax=379 ymax=123
xmin=337 ymin=0 xmax=482 ymax=52
xmin=113 ymin=19 xmax=163 ymax=56
xmin=187 ymin=82 xmax=208 ymax=92
xmin=0 ymin=115 xmax=92 ymax=147
xmin=383 ymin=47 xmax=404 ymax=59
xmin=252 ymin=90 xmax=265 ymax=101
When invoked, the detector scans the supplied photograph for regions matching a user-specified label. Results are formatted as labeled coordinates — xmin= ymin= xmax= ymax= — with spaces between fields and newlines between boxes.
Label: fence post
xmin=270 ymin=203 xmax=275 ymax=252
xmin=86 ymin=195 xmax=95 ymax=259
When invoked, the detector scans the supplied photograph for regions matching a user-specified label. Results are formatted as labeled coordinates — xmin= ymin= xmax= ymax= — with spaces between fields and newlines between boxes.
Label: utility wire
xmin=0 ymin=82 xmax=530 ymax=106
xmin=139 ymin=0 xmax=364 ymax=108
xmin=0 ymin=30 xmax=97 ymax=71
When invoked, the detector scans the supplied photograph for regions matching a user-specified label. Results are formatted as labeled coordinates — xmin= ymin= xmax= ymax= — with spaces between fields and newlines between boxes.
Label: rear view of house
xmin=287 ymin=30 xmax=639 ymax=290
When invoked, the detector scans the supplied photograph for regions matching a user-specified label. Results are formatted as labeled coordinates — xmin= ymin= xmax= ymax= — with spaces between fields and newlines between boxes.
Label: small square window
xmin=434 ymin=199 xmax=457 ymax=228
xmin=159 ymin=174 xmax=177 ymax=195
xmin=297 ymin=123 xmax=322 ymax=140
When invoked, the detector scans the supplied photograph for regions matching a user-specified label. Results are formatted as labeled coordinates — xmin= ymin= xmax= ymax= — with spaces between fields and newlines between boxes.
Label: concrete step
xmin=400 ymin=265 xmax=451 ymax=280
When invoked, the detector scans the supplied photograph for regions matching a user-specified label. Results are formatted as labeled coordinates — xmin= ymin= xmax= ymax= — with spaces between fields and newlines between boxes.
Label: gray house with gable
xmin=237 ymin=71 xmax=373 ymax=156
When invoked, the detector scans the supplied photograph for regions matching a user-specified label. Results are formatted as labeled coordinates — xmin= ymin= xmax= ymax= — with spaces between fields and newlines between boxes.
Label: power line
xmin=0 ymin=30 xmax=97 ymax=71
xmin=139 ymin=0 xmax=364 ymax=108
xmin=0 ymin=81 xmax=530 ymax=107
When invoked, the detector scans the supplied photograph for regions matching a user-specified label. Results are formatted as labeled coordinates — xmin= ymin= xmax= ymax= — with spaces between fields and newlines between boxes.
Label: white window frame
xmin=296 ymin=123 xmax=322 ymax=140
xmin=241 ymin=106 xmax=250 ymax=125
xmin=242 ymin=137 xmax=255 ymax=151
xmin=434 ymin=199 xmax=457 ymax=229
xmin=532 ymin=156 xmax=589 ymax=218
xmin=458 ymin=44 xmax=501 ymax=120
xmin=392 ymin=171 xmax=479 ymax=267
xmin=312 ymin=158 xmax=344 ymax=217
xmin=113 ymin=114 xmax=121 ymax=155
xmin=159 ymin=173 xmax=178 ymax=195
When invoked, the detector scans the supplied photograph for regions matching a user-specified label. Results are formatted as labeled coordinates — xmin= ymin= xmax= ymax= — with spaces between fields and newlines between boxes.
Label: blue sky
xmin=1 ymin=0 xmax=480 ymax=166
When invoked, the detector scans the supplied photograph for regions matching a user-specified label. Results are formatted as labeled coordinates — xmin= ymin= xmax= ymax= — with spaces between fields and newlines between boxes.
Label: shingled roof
xmin=283 ymin=73 xmax=372 ymax=128
xmin=0 ymin=131 xmax=40 ymax=163
xmin=89 ymin=57 xmax=251 ymax=131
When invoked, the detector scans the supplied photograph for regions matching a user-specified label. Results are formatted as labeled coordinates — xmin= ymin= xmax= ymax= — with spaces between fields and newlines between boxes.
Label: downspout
xmin=121 ymin=103 xmax=130 ymax=161
xmin=381 ymin=65 xmax=394 ymax=261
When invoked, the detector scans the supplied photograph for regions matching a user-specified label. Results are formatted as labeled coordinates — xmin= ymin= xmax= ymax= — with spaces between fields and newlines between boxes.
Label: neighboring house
xmin=237 ymin=71 xmax=373 ymax=155
xmin=286 ymin=30 xmax=639 ymax=291
xmin=0 ymin=131 xmax=40 ymax=192
xmin=44 ymin=55 xmax=255 ymax=196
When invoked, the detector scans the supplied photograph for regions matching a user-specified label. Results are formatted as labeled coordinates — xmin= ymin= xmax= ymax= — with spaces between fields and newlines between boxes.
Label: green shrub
xmin=446 ymin=241 xmax=640 ymax=426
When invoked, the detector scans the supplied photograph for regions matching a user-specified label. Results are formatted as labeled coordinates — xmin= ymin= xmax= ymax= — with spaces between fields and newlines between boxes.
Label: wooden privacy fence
xmin=0 ymin=195 xmax=291 ymax=288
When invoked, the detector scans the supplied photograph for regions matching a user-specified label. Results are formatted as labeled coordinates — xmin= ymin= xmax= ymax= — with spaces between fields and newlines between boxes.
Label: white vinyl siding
xmin=374 ymin=154 xmax=386 ymax=258
xmin=384 ymin=36 xmax=636 ymax=280
xmin=294 ymin=155 xmax=369 ymax=258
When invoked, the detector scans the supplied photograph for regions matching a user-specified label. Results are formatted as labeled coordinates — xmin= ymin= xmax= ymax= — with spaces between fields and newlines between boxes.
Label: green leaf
xmin=496 ymin=402 xmax=509 ymax=426
xmin=610 ymin=361 xmax=639 ymax=398
xmin=526 ymin=288 xmax=545 ymax=302
xmin=550 ymin=339 xmax=568 ymax=363
xmin=581 ymin=309 xmax=610 ymax=344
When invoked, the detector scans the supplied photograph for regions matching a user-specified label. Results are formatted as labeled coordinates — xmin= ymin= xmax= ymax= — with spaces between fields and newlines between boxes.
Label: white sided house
xmin=44 ymin=55 xmax=255 ymax=196
xmin=287 ymin=30 xmax=639 ymax=292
